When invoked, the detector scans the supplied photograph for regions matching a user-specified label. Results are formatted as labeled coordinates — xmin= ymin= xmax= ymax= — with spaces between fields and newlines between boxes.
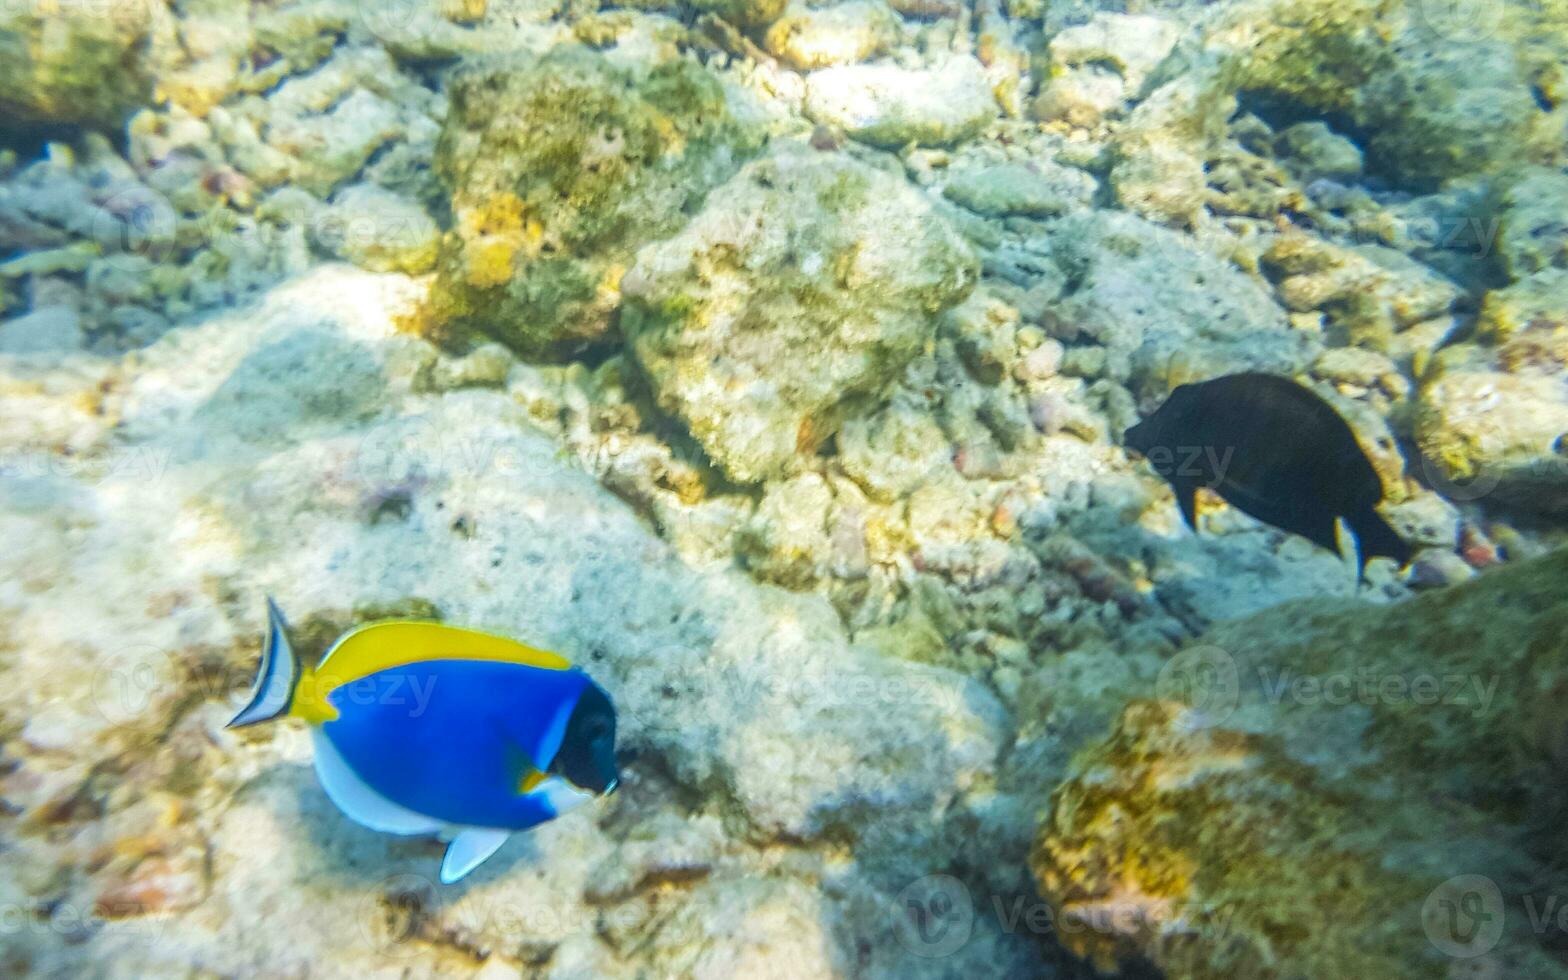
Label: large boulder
xmin=1493 ymin=167 xmax=1568 ymax=281
xmin=622 ymin=144 xmax=978 ymax=483
xmin=421 ymin=46 xmax=764 ymax=358
xmin=1039 ymin=209 xmax=1315 ymax=397
xmin=803 ymin=56 xmax=998 ymax=149
xmin=1033 ymin=549 xmax=1568 ymax=979
xmin=1414 ymin=345 xmax=1568 ymax=516
xmin=1210 ymin=0 xmax=1560 ymax=190
xmin=1047 ymin=14 xmax=1180 ymax=97
xmin=0 ymin=0 xmax=152 ymax=128
xmin=1260 ymin=233 xmax=1463 ymax=352
xmin=762 ymin=0 xmax=900 ymax=70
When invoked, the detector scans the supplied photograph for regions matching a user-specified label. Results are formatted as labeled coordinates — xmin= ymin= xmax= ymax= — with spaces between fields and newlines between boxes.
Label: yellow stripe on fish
xmin=286 ymin=621 xmax=573 ymax=725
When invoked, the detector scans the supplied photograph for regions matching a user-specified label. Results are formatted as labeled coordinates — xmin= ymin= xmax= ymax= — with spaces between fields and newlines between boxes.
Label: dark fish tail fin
xmin=1173 ymin=479 xmax=1200 ymax=532
xmin=227 ymin=598 xmax=303 ymax=728
xmin=1345 ymin=506 xmax=1412 ymax=581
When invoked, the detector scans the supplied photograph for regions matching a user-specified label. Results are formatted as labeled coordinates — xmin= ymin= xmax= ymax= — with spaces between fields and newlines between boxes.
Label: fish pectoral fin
xmin=440 ymin=828 xmax=511 ymax=884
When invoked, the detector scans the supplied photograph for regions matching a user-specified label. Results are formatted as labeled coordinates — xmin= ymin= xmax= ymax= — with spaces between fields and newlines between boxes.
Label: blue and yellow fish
xmin=229 ymin=600 xmax=619 ymax=883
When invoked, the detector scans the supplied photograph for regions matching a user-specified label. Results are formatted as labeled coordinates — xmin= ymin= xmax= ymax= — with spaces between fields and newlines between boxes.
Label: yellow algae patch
xmin=453 ymin=192 xmax=533 ymax=289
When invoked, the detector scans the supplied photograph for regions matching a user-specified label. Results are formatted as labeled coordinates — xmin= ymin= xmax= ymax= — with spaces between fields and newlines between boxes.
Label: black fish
xmin=1123 ymin=372 xmax=1412 ymax=578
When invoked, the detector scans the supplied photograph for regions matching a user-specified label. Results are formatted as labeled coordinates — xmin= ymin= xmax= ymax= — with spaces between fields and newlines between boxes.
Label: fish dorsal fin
xmin=315 ymin=621 xmax=571 ymax=692
xmin=310 ymin=728 xmax=444 ymax=836
xmin=440 ymin=828 xmax=511 ymax=884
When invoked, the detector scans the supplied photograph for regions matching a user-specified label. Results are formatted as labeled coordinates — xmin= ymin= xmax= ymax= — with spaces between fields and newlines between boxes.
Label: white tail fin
xmin=228 ymin=598 xmax=301 ymax=728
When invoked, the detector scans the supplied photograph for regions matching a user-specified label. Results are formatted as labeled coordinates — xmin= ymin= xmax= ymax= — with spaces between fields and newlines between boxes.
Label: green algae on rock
xmin=690 ymin=0 xmax=790 ymax=29
xmin=0 ymin=0 xmax=151 ymax=129
xmin=421 ymin=46 xmax=764 ymax=358
xmin=762 ymin=0 xmax=900 ymax=70
xmin=1033 ymin=548 xmax=1568 ymax=979
xmin=1210 ymin=0 xmax=1562 ymax=190
xmin=1493 ymin=166 xmax=1568 ymax=283
xmin=1478 ymin=269 xmax=1568 ymax=346
xmin=622 ymin=143 xmax=978 ymax=484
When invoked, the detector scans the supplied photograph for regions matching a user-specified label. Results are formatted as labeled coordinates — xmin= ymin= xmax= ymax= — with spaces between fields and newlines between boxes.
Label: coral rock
xmin=804 ymin=57 xmax=998 ymax=149
xmin=1034 ymin=549 xmax=1568 ymax=979
xmin=623 ymin=144 xmax=977 ymax=483
xmin=424 ymin=46 xmax=763 ymax=357
xmin=762 ymin=0 xmax=900 ymax=70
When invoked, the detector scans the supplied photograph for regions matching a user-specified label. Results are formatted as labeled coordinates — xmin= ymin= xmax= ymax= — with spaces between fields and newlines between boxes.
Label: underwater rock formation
xmin=622 ymin=143 xmax=978 ymax=483
xmin=1040 ymin=209 xmax=1316 ymax=398
xmin=0 ymin=0 xmax=152 ymax=128
xmin=763 ymin=0 xmax=901 ymax=70
xmin=941 ymin=161 xmax=1096 ymax=219
xmin=1033 ymin=548 xmax=1568 ymax=979
xmin=1033 ymin=12 xmax=1180 ymax=127
xmin=690 ymin=0 xmax=790 ymax=29
xmin=1260 ymin=233 xmax=1462 ymax=353
xmin=316 ymin=183 xmax=441 ymax=275
xmin=3 ymin=0 xmax=1568 ymax=974
xmin=422 ymin=46 xmax=765 ymax=358
xmin=1210 ymin=0 xmax=1563 ymax=190
xmin=804 ymin=56 xmax=999 ymax=148
xmin=1415 ymin=349 xmax=1568 ymax=517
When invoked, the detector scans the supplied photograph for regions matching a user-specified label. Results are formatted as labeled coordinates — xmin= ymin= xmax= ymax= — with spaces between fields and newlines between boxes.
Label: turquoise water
xmin=1 ymin=0 xmax=1566 ymax=977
